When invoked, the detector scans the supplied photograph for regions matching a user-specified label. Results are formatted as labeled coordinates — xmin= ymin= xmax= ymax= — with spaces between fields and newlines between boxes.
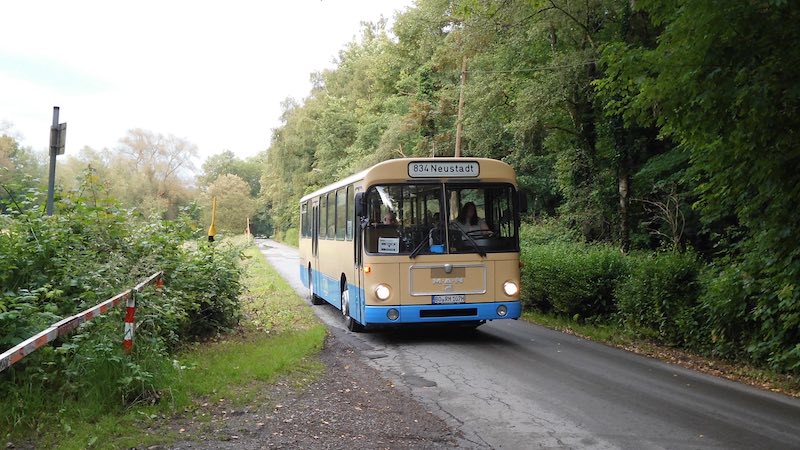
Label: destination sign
xmin=408 ymin=161 xmax=479 ymax=178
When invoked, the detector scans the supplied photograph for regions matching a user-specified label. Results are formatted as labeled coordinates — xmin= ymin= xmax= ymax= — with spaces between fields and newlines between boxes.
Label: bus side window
xmin=336 ymin=188 xmax=346 ymax=240
xmin=301 ymin=202 xmax=308 ymax=238
xmin=327 ymin=192 xmax=335 ymax=238
xmin=320 ymin=196 xmax=328 ymax=239
xmin=346 ymin=185 xmax=354 ymax=240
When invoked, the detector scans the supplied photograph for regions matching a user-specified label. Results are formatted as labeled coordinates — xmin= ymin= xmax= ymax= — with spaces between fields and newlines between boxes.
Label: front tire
xmin=341 ymin=289 xmax=364 ymax=332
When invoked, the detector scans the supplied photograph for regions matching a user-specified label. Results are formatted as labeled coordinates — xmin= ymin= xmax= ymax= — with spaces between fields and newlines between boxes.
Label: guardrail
xmin=0 ymin=271 xmax=164 ymax=373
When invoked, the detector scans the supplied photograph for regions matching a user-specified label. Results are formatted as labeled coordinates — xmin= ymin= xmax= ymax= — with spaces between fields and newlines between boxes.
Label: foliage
xmin=280 ymin=228 xmax=299 ymax=247
xmin=0 ymin=175 xmax=245 ymax=433
xmin=2 ymin=245 xmax=325 ymax=449
xmin=521 ymin=238 xmax=628 ymax=319
xmin=597 ymin=0 xmax=800 ymax=371
xmin=519 ymin=217 xmax=579 ymax=246
xmin=0 ymin=124 xmax=45 ymax=209
xmin=521 ymin=221 xmax=798 ymax=371
xmin=615 ymin=251 xmax=702 ymax=344
xmin=200 ymin=174 xmax=257 ymax=236
xmin=694 ymin=261 xmax=800 ymax=372
xmin=198 ymin=150 xmax=264 ymax=197
xmin=56 ymin=129 xmax=198 ymax=219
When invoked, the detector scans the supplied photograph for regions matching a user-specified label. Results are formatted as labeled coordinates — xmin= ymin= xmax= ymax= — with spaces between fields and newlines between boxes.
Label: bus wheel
xmin=309 ymin=268 xmax=324 ymax=305
xmin=341 ymin=289 xmax=364 ymax=332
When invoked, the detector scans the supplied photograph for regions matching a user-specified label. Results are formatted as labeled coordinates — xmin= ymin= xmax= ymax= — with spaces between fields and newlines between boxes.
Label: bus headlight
xmin=497 ymin=305 xmax=508 ymax=317
xmin=375 ymin=284 xmax=391 ymax=300
xmin=503 ymin=281 xmax=519 ymax=297
xmin=387 ymin=308 xmax=399 ymax=320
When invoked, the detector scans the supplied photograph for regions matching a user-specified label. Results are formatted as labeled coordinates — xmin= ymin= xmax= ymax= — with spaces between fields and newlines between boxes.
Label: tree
xmin=198 ymin=150 xmax=264 ymax=197
xmin=0 ymin=123 xmax=45 ymax=208
xmin=598 ymin=0 xmax=800 ymax=369
xmin=202 ymin=174 xmax=256 ymax=235
xmin=116 ymin=128 xmax=198 ymax=218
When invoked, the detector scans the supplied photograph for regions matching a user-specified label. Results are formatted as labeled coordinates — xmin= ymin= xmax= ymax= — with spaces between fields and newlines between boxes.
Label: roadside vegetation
xmin=0 ymin=169 xmax=324 ymax=448
xmin=519 ymin=221 xmax=799 ymax=394
xmin=271 ymin=227 xmax=299 ymax=247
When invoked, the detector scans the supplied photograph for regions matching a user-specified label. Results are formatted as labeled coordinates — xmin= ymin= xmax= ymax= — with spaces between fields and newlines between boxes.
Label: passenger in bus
xmin=382 ymin=211 xmax=398 ymax=225
xmin=451 ymin=202 xmax=493 ymax=238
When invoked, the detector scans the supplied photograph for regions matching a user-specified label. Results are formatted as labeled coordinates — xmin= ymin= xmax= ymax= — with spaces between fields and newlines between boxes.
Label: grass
xmin=3 ymin=244 xmax=326 ymax=449
xmin=522 ymin=310 xmax=800 ymax=397
xmin=522 ymin=310 xmax=637 ymax=346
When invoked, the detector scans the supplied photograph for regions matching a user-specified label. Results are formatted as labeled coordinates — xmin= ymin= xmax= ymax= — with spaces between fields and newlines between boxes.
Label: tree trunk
xmin=618 ymin=166 xmax=630 ymax=253
xmin=612 ymin=114 xmax=632 ymax=253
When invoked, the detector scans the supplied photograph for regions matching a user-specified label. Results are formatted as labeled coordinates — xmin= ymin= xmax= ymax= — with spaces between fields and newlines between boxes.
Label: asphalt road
xmin=257 ymin=239 xmax=800 ymax=449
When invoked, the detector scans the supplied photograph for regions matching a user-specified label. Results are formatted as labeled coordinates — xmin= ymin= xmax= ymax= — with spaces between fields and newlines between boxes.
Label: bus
xmin=298 ymin=157 xmax=527 ymax=331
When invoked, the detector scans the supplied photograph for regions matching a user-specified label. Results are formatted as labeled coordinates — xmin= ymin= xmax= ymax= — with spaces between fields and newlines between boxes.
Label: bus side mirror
xmin=354 ymin=192 xmax=367 ymax=217
xmin=518 ymin=191 xmax=529 ymax=214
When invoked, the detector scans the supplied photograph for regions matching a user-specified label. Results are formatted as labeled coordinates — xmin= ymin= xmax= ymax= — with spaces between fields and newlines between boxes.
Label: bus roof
xmin=300 ymin=169 xmax=369 ymax=203
xmin=299 ymin=157 xmax=517 ymax=203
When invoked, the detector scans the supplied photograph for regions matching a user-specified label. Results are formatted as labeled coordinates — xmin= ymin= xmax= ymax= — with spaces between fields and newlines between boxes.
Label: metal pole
xmin=454 ymin=56 xmax=467 ymax=158
xmin=46 ymin=106 xmax=59 ymax=216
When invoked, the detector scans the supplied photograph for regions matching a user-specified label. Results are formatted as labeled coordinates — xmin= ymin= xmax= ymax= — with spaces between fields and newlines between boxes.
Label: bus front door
xmin=312 ymin=203 xmax=320 ymax=295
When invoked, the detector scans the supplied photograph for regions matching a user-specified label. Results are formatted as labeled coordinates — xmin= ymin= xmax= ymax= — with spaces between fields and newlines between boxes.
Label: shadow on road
xmin=313 ymin=298 xmax=514 ymax=347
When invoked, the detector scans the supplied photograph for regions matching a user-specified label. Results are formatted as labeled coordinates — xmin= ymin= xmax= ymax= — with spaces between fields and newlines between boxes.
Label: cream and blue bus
xmin=298 ymin=158 xmax=527 ymax=331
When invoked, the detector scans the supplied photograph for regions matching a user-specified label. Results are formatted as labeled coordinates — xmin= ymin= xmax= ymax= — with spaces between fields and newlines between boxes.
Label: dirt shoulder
xmin=163 ymin=332 xmax=456 ymax=450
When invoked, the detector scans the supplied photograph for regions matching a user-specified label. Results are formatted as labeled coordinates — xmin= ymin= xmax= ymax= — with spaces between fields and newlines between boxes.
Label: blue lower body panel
xmin=300 ymin=265 xmax=365 ymax=323
xmin=364 ymin=301 xmax=521 ymax=325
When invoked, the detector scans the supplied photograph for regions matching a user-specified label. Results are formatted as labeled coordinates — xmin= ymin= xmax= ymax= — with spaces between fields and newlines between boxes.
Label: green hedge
xmin=694 ymin=262 xmax=800 ymax=371
xmin=519 ymin=222 xmax=798 ymax=373
xmin=615 ymin=252 xmax=702 ymax=344
xmin=521 ymin=241 xmax=628 ymax=318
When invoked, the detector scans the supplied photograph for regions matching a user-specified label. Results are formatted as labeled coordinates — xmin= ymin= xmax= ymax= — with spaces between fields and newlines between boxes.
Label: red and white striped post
xmin=122 ymin=271 xmax=164 ymax=354
xmin=122 ymin=291 xmax=136 ymax=354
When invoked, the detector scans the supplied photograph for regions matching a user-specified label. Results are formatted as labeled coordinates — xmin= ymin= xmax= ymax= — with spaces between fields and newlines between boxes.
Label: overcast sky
xmin=0 ymin=0 xmax=412 ymax=164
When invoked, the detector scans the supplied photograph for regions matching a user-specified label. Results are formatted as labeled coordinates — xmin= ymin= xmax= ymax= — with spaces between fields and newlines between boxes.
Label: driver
xmin=451 ymin=202 xmax=493 ymax=238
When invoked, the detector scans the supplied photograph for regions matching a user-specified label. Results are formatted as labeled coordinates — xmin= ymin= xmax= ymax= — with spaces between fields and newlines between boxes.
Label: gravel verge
xmin=161 ymin=333 xmax=457 ymax=450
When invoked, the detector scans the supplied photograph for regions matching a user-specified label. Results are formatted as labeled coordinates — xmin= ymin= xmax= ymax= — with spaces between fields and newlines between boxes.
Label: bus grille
xmin=419 ymin=308 xmax=478 ymax=318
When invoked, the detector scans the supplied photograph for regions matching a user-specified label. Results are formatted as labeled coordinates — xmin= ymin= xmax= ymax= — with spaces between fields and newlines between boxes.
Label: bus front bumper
xmin=363 ymin=301 xmax=521 ymax=325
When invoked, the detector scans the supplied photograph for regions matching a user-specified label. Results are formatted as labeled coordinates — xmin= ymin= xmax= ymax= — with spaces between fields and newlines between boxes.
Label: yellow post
xmin=208 ymin=196 xmax=217 ymax=242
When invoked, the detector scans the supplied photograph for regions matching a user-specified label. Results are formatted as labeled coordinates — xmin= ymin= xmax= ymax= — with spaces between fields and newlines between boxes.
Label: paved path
xmin=257 ymin=239 xmax=800 ymax=449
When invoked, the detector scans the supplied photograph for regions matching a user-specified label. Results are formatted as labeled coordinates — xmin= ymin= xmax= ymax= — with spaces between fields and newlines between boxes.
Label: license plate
xmin=432 ymin=294 xmax=465 ymax=304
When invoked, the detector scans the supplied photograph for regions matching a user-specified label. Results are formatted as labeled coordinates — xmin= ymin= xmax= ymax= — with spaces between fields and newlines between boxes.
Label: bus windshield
xmin=364 ymin=183 xmax=518 ymax=255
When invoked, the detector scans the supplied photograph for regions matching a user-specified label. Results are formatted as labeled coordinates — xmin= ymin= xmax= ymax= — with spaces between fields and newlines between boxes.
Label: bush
xmin=518 ymin=221 xmax=799 ymax=374
xmin=0 ymin=180 xmax=245 ymax=430
xmin=693 ymin=259 xmax=800 ymax=372
xmin=519 ymin=219 xmax=578 ymax=246
xmin=521 ymin=241 xmax=628 ymax=318
xmin=615 ymin=251 xmax=702 ymax=344
xmin=162 ymin=242 xmax=244 ymax=341
xmin=272 ymin=227 xmax=298 ymax=247
xmin=282 ymin=228 xmax=299 ymax=246
xmin=688 ymin=265 xmax=754 ymax=359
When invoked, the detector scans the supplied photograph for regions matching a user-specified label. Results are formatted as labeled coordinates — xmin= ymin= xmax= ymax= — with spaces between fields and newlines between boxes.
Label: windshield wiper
xmin=409 ymin=238 xmax=428 ymax=259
